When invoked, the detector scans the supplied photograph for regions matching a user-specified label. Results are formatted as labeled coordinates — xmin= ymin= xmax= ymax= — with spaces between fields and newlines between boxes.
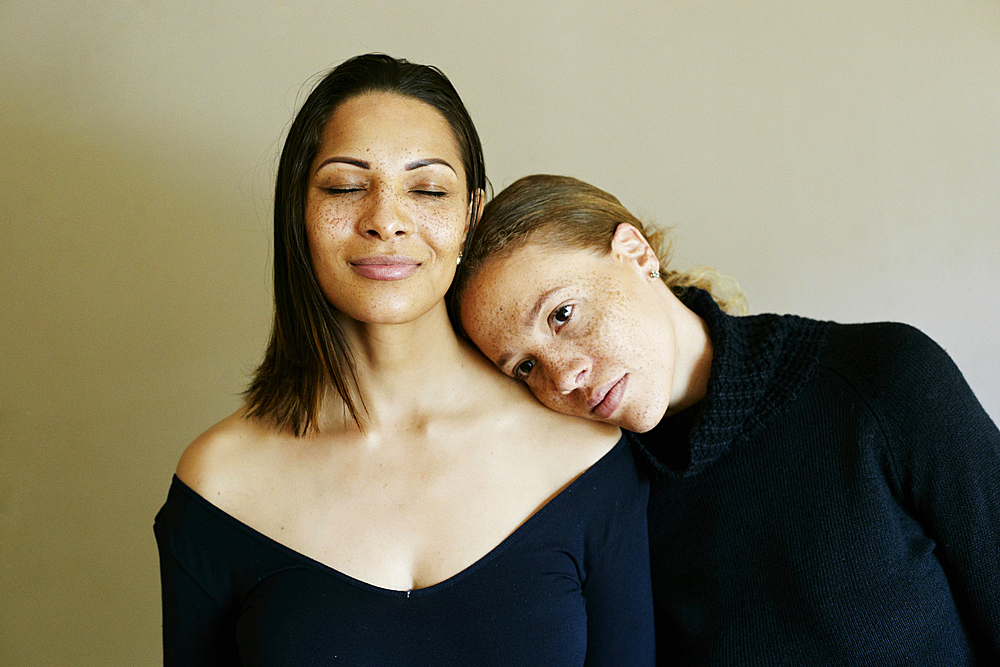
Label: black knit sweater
xmin=635 ymin=288 xmax=1000 ymax=666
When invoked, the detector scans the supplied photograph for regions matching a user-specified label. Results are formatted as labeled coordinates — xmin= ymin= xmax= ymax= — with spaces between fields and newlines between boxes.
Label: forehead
xmin=317 ymin=92 xmax=462 ymax=165
xmin=460 ymin=244 xmax=596 ymax=356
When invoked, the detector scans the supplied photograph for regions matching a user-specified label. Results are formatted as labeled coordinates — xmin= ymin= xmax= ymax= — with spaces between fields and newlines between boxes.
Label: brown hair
xmin=451 ymin=174 xmax=746 ymax=335
xmin=245 ymin=54 xmax=487 ymax=435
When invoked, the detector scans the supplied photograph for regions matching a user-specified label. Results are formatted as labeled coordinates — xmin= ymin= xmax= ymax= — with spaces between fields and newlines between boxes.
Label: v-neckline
xmin=171 ymin=435 xmax=626 ymax=597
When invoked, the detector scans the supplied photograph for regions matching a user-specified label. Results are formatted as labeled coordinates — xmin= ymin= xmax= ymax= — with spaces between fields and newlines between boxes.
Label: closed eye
xmin=323 ymin=186 xmax=365 ymax=195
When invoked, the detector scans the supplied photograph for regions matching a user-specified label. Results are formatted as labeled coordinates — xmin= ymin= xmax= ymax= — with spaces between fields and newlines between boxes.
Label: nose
xmin=547 ymin=354 xmax=589 ymax=396
xmin=360 ymin=185 xmax=413 ymax=240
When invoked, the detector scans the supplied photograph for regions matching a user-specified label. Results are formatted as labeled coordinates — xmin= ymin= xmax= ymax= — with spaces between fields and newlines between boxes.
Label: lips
xmin=590 ymin=375 xmax=628 ymax=420
xmin=350 ymin=255 xmax=420 ymax=280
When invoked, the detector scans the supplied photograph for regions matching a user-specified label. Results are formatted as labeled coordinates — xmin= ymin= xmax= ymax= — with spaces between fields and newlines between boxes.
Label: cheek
xmin=532 ymin=387 xmax=563 ymax=410
xmin=417 ymin=207 xmax=467 ymax=247
xmin=465 ymin=313 xmax=508 ymax=362
xmin=305 ymin=205 xmax=349 ymax=252
xmin=588 ymin=291 xmax=636 ymax=362
xmin=461 ymin=287 xmax=515 ymax=351
xmin=530 ymin=384 xmax=594 ymax=420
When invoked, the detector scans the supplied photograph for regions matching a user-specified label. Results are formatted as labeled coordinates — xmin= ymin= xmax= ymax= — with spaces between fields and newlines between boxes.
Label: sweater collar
xmin=634 ymin=287 xmax=828 ymax=479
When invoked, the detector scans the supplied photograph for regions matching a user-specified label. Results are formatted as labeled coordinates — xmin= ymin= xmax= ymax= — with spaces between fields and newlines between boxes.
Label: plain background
xmin=2 ymin=1 xmax=998 ymax=664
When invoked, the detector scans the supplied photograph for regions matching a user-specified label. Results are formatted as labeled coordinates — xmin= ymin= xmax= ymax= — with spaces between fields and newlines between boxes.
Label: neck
xmin=323 ymin=301 xmax=483 ymax=432
xmin=664 ymin=292 xmax=714 ymax=417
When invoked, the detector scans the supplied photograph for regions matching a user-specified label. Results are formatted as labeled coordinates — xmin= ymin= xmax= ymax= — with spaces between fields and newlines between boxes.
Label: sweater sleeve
xmin=852 ymin=323 xmax=1000 ymax=658
xmin=154 ymin=478 xmax=243 ymax=666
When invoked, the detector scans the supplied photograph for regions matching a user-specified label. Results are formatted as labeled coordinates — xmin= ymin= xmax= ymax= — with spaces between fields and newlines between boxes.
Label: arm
xmin=866 ymin=324 xmax=1000 ymax=657
xmin=157 ymin=547 xmax=242 ymax=666
xmin=154 ymin=480 xmax=243 ymax=666
xmin=581 ymin=448 xmax=656 ymax=666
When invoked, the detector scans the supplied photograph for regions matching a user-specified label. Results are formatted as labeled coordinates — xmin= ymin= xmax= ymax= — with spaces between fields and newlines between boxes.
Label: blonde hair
xmin=642 ymin=227 xmax=747 ymax=315
xmin=451 ymin=174 xmax=746 ymax=334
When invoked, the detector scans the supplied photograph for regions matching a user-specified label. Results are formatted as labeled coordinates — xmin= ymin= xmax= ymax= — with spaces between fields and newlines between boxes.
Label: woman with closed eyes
xmin=154 ymin=58 xmax=654 ymax=666
xmin=453 ymin=173 xmax=1000 ymax=665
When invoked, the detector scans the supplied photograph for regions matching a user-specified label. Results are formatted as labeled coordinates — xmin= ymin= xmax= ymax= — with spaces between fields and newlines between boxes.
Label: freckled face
xmin=459 ymin=243 xmax=677 ymax=432
xmin=306 ymin=92 xmax=472 ymax=325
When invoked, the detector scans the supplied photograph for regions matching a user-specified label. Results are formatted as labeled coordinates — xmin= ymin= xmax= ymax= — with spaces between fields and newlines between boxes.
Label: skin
xmin=176 ymin=92 xmax=620 ymax=592
xmin=460 ymin=223 xmax=714 ymax=432
xmin=306 ymin=92 xmax=472 ymax=329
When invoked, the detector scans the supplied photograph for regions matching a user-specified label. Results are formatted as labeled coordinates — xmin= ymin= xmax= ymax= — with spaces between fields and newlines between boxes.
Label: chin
xmin=338 ymin=298 xmax=439 ymax=325
xmin=626 ymin=420 xmax=658 ymax=433
xmin=621 ymin=404 xmax=669 ymax=433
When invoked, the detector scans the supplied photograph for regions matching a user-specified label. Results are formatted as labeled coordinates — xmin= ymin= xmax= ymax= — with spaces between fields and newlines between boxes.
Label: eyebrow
xmin=495 ymin=286 xmax=562 ymax=371
xmin=313 ymin=156 xmax=457 ymax=176
xmin=315 ymin=157 xmax=369 ymax=173
xmin=405 ymin=158 xmax=457 ymax=174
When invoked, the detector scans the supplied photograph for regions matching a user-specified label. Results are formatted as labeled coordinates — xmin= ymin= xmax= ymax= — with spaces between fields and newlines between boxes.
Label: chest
xmin=645 ymin=407 xmax=964 ymax=663
xmin=231 ymin=437 xmax=575 ymax=591
xmin=232 ymin=542 xmax=591 ymax=667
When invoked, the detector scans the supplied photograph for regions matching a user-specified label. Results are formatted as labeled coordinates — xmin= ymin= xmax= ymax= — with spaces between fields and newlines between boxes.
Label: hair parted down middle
xmin=451 ymin=174 xmax=746 ymax=338
xmin=244 ymin=53 xmax=487 ymax=436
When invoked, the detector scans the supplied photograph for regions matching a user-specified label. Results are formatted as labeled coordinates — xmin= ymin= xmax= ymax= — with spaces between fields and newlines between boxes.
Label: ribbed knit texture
xmin=634 ymin=288 xmax=1000 ymax=666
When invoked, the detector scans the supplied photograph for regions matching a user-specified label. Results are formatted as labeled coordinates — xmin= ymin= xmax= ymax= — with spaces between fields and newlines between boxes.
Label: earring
xmin=650 ymin=269 xmax=660 ymax=279
xmin=457 ymin=253 xmax=463 ymax=265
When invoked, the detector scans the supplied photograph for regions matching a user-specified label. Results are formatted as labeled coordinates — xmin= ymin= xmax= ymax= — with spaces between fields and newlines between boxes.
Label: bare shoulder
xmin=175 ymin=407 xmax=280 ymax=501
xmin=474 ymin=369 xmax=622 ymax=469
xmin=523 ymin=389 xmax=620 ymax=443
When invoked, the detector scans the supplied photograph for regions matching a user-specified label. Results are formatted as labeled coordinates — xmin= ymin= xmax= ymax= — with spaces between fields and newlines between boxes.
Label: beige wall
xmin=2 ymin=1 xmax=997 ymax=664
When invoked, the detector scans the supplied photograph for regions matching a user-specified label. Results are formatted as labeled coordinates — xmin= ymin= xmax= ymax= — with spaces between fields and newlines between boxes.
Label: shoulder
xmin=467 ymin=366 xmax=623 ymax=473
xmin=818 ymin=321 xmax=960 ymax=393
xmin=495 ymin=370 xmax=620 ymax=437
xmin=175 ymin=407 xmax=281 ymax=502
xmin=823 ymin=320 xmax=942 ymax=360
xmin=812 ymin=321 xmax=997 ymax=448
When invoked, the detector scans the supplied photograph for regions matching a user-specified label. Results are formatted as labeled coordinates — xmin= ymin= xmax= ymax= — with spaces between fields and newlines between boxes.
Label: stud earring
xmin=457 ymin=253 xmax=463 ymax=265
xmin=650 ymin=269 xmax=660 ymax=279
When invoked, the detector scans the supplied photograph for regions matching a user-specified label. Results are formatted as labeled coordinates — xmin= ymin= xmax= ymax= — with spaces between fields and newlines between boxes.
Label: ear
xmin=611 ymin=223 xmax=659 ymax=276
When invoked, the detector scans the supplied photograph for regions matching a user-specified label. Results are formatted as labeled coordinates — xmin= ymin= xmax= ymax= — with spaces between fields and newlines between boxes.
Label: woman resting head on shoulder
xmin=155 ymin=61 xmax=654 ymax=666
xmin=453 ymin=173 xmax=745 ymax=433
xmin=454 ymin=173 xmax=1000 ymax=664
